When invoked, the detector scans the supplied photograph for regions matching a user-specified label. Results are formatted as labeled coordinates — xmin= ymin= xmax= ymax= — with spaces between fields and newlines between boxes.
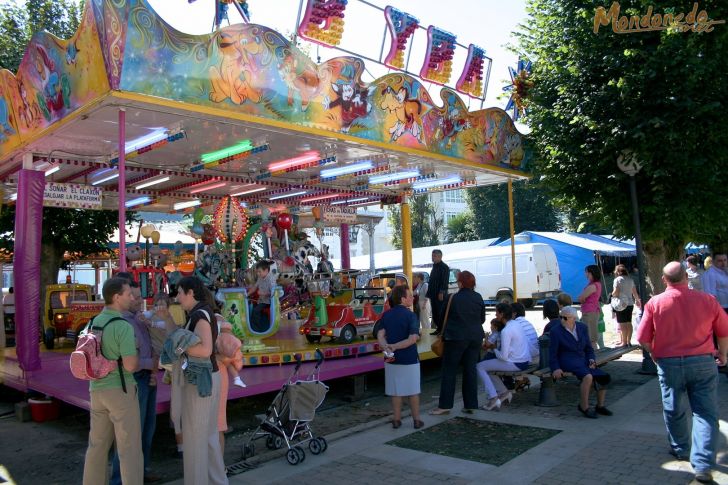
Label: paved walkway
xmin=167 ymin=356 xmax=728 ymax=484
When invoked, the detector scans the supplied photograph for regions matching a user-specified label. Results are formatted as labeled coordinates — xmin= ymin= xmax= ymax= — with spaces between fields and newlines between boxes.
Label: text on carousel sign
xmin=594 ymin=2 xmax=725 ymax=34
xmin=43 ymin=182 xmax=103 ymax=210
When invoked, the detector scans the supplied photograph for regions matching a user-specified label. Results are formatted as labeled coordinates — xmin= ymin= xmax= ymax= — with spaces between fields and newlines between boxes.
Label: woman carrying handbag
xmin=430 ymin=271 xmax=486 ymax=415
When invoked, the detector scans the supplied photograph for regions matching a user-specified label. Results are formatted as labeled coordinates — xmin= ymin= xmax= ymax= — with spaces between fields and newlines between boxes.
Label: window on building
xmin=444 ymin=212 xmax=458 ymax=224
xmin=444 ymin=190 xmax=465 ymax=203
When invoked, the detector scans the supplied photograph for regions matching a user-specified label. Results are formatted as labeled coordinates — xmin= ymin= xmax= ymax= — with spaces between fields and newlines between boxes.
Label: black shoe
xmin=578 ymin=405 xmax=597 ymax=419
xmin=669 ymin=448 xmax=688 ymax=461
xmin=695 ymin=471 xmax=713 ymax=483
xmin=595 ymin=406 xmax=613 ymax=416
xmin=391 ymin=419 xmax=402 ymax=429
xmin=430 ymin=331 xmax=440 ymax=336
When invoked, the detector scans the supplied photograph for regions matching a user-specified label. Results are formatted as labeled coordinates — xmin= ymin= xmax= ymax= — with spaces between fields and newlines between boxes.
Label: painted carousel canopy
xmin=0 ymin=0 xmax=529 ymax=215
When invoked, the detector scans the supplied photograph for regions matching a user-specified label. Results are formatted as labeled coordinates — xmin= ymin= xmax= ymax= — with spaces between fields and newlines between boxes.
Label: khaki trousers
xmin=581 ymin=311 xmax=600 ymax=347
xmin=182 ymin=371 xmax=227 ymax=485
xmin=83 ymin=385 xmax=143 ymax=485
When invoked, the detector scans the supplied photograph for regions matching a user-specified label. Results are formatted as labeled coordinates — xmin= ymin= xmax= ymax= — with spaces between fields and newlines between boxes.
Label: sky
xmin=145 ymin=0 xmax=529 ymax=110
xmin=4 ymin=0 xmax=529 ymax=109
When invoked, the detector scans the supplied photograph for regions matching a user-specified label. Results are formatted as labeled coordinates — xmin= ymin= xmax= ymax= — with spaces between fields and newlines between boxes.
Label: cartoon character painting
xmin=279 ymin=52 xmax=330 ymax=111
xmin=65 ymin=40 xmax=80 ymax=65
xmin=34 ymin=46 xmax=66 ymax=119
xmin=323 ymin=80 xmax=372 ymax=133
xmin=0 ymin=98 xmax=15 ymax=143
xmin=209 ymin=25 xmax=263 ymax=105
xmin=16 ymin=79 xmax=42 ymax=130
xmin=379 ymin=85 xmax=425 ymax=144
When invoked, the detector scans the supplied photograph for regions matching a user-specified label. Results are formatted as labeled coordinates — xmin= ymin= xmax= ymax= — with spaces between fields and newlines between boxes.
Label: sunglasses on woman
xmin=560 ymin=316 xmax=571 ymax=320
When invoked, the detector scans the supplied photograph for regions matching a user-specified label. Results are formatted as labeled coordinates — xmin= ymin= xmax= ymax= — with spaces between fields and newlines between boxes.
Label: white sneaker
xmin=233 ymin=376 xmax=247 ymax=388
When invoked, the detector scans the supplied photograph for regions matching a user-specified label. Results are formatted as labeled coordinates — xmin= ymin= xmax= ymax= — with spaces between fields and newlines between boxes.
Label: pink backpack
xmin=69 ymin=317 xmax=127 ymax=392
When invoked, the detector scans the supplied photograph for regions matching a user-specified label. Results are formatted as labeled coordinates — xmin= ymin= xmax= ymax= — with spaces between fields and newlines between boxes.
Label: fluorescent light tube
xmin=231 ymin=187 xmax=267 ymax=197
xmin=300 ymin=193 xmax=343 ymax=203
xmin=125 ymin=128 xmax=167 ymax=153
xmin=92 ymin=173 xmax=119 ymax=186
xmin=136 ymin=176 xmax=170 ymax=190
xmin=369 ymin=170 xmax=420 ymax=185
xmin=201 ymin=140 xmax=253 ymax=164
xmin=44 ymin=165 xmax=61 ymax=176
xmin=125 ymin=196 xmax=151 ymax=208
xmin=331 ymin=197 xmax=368 ymax=205
xmin=173 ymin=200 xmax=201 ymax=210
xmin=319 ymin=161 xmax=373 ymax=178
xmin=268 ymin=151 xmax=320 ymax=172
xmin=190 ymin=181 xmax=227 ymax=194
xmin=269 ymin=190 xmax=307 ymax=201
xmin=412 ymin=176 xmax=462 ymax=191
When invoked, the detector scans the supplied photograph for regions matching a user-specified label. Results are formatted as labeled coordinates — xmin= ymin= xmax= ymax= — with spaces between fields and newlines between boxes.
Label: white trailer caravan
xmin=447 ymin=243 xmax=561 ymax=307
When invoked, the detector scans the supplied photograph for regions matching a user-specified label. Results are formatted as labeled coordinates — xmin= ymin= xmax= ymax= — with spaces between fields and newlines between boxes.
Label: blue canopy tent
xmin=496 ymin=232 xmax=636 ymax=300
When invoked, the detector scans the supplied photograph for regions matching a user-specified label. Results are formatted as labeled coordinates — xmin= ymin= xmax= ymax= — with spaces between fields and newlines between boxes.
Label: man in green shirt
xmin=82 ymin=277 xmax=143 ymax=485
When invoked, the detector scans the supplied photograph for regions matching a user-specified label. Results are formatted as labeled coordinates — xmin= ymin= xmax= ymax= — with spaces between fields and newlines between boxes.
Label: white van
xmin=446 ymin=243 xmax=561 ymax=307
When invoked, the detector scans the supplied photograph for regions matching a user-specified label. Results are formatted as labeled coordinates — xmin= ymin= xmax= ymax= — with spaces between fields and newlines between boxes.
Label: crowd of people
xmin=81 ymin=273 xmax=246 ymax=485
xmin=76 ymin=247 xmax=728 ymax=484
xmin=376 ymin=249 xmax=727 ymax=484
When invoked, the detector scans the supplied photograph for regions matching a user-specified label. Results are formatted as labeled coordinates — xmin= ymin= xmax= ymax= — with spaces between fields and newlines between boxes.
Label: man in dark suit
xmin=427 ymin=249 xmax=450 ymax=336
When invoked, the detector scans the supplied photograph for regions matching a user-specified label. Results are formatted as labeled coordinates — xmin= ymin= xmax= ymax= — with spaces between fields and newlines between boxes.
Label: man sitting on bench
xmin=550 ymin=306 xmax=612 ymax=419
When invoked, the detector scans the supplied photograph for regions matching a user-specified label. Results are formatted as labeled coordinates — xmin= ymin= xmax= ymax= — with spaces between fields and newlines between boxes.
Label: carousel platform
xmin=0 ymin=320 xmax=437 ymax=414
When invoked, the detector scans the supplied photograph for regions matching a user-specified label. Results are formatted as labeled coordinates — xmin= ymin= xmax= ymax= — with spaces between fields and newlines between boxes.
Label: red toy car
xmin=299 ymin=287 xmax=388 ymax=344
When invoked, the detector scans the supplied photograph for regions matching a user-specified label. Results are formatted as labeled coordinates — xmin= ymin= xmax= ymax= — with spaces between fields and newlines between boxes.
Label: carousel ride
xmin=0 ymin=0 xmax=530 ymax=406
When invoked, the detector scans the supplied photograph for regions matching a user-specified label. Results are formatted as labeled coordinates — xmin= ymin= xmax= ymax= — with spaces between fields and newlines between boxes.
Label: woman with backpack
xmin=175 ymin=276 xmax=228 ymax=485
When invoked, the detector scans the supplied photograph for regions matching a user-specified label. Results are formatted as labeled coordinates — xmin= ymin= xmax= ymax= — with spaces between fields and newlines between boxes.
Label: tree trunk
xmin=40 ymin=242 xmax=63 ymax=326
xmin=643 ymin=239 xmax=685 ymax=298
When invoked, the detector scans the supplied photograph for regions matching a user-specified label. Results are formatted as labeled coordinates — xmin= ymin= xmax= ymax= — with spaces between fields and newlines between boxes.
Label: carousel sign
xmin=320 ymin=206 xmax=356 ymax=224
xmin=594 ymin=2 xmax=725 ymax=34
xmin=43 ymin=182 xmax=103 ymax=210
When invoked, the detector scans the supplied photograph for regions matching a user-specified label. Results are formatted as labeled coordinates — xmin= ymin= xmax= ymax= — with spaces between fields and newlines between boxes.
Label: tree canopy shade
xmin=466 ymin=182 xmax=560 ymax=240
xmin=445 ymin=211 xmax=478 ymax=243
xmin=514 ymin=0 xmax=728 ymax=292
xmin=387 ymin=194 xmax=442 ymax=249
xmin=0 ymin=0 xmax=132 ymax=290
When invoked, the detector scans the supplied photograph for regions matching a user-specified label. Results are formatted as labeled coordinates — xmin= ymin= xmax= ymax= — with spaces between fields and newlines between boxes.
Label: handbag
xmin=430 ymin=294 xmax=453 ymax=357
xmin=597 ymin=306 xmax=606 ymax=333
xmin=610 ymin=296 xmax=627 ymax=312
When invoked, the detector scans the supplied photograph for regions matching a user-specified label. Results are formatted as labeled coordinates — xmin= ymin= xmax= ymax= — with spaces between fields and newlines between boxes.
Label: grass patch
xmin=387 ymin=417 xmax=561 ymax=466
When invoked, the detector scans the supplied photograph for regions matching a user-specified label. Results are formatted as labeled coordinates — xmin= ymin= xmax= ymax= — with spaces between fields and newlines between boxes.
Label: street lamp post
xmin=617 ymin=151 xmax=656 ymax=374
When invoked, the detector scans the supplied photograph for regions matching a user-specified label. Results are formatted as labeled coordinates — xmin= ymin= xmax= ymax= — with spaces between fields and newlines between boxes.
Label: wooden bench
xmin=532 ymin=345 xmax=640 ymax=406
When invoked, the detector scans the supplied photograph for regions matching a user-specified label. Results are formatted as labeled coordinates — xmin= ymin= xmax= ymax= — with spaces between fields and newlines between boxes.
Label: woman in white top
xmin=611 ymin=264 xmax=640 ymax=347
xmin=475 ymin=303 xmax=532 ymax=410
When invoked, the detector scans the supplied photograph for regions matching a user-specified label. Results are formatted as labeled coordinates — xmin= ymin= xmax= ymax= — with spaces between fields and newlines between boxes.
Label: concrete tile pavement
xmin=221 ymin=371 xmax=728 ymax=485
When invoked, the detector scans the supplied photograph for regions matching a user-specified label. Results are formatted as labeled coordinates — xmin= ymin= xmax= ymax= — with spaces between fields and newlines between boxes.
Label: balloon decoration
xmin=213 ymin=195 xmax=248 ymax=243
xmin=191 ymin=207 xmax=205 ymax=237
xmin=201 ymin=223 xmax=216 ymax=246
xmin=277 ymin=212 xmax=293 ymax=252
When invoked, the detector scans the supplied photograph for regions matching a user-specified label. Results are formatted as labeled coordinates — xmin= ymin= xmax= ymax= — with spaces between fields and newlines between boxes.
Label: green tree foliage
xmin=387 ymin=194 xmax=442 ymax=249
xmin=0 ymin=1 xmax=130 ymax=290
xmin=514 ymin=0 xmax=728 ymax=293
xmin=445 ymin=212 xmax=478 ymax=243
xmin=0 ymin=0 xmax=82 ymax=72
xmin=467 ymin=181 xmax=560 ymax=239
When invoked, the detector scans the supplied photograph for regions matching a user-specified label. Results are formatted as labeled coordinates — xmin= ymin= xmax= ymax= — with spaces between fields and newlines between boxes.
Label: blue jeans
xmin=656 ymin=354 xmax=719 ymax=473
xmin=110 ymin=370 xmax=157 ymax=484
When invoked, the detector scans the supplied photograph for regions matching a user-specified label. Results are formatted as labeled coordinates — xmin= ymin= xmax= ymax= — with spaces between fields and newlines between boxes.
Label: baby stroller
xmin=241 ymin=349 xmax=329 ymax=465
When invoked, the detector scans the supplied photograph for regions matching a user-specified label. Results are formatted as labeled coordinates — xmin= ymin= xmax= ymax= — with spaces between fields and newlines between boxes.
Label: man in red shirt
xmin=637 ymin=262 xmax=728 ymax=484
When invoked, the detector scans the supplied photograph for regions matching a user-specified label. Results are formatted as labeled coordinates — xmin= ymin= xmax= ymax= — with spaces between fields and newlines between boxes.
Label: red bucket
xmin=28 ymin=398 xmax=60 ymax=423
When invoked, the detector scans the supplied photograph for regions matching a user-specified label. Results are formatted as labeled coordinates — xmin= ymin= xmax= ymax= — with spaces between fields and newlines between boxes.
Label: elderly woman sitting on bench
xmin=549 ymin=306 xmax=612 ymax=418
